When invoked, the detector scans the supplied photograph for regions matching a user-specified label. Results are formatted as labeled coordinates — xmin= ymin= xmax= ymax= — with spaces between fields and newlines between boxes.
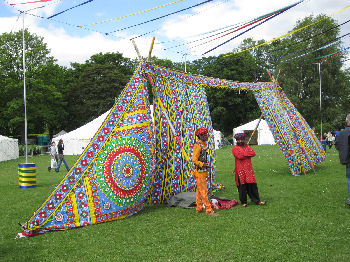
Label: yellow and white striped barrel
xmin=18 ymin=163 xmax=36 ymax=189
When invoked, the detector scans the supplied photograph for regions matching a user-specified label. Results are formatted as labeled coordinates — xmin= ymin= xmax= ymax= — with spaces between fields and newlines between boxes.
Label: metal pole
xmin=183 ymin=53 xmax=187 ymax=73
xmin=22 ymin=12 xmax=28 ymax=163
xmin=318 ymin=63 xmax=322 ymax=139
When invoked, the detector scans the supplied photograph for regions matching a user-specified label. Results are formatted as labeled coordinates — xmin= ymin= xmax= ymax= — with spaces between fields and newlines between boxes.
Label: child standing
xmin=48 ymin=141 xmax=57 ymax=172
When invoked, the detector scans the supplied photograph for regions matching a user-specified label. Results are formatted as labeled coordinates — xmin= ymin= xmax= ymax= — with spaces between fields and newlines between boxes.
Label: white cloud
xmin=0 ymin=15 xmax=163 ymax=66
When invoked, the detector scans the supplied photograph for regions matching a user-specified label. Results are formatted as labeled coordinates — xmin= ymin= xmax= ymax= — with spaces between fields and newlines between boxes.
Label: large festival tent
xmin=233 ymin=119 xmax=276 ymax=145
xmin=0 ymin=135 xmax=19 ymax=162
xmin=18 ymin=62 xmax=325 ymax=238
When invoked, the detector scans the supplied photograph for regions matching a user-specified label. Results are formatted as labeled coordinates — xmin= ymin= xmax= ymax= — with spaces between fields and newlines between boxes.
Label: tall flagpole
xmin=317 ymin=62 xmax=322 ymax=139
xmin=22 ymin=11 xmax=28 ymax=163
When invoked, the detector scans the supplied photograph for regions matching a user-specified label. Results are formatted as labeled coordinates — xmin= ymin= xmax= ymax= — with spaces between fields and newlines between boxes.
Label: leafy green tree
xmin=271 ymin=15 xmax=348 ymax=131
xmin=65 ymin=52 xmax=134 ymax=131
xmin=0 ymin=30 xmax=67 ymax=141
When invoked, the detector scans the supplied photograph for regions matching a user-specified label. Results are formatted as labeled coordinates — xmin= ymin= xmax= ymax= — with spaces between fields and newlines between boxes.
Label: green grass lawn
xmin=1 ymin=146 xmax=349 ymax=262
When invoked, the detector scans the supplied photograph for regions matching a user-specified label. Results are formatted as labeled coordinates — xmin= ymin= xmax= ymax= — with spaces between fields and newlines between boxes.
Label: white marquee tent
xmin=53 ymin=111 xmax=110 ymax=155
xmin=233 ymin=119 xmax=276 ymax=145
xmin=213 ymin=130 xmax=222 ymax=149
xmin=0 ymin=135 xmax=19 ymax=162
xmin=53 ymin=106 xmax=155 ymax=155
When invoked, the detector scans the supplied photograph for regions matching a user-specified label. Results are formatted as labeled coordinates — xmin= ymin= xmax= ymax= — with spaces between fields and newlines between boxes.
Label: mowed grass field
xmin=1 ymin=145 xmax=349 ymax=262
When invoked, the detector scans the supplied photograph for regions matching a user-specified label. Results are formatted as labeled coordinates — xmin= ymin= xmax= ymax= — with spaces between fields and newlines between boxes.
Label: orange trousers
xmin=194 ymin=175 xmax=212 ymax=214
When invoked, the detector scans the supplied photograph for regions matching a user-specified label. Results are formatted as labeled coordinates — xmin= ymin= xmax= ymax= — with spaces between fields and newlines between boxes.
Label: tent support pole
xmin=247 ymin=113 xmax=263 ymax=145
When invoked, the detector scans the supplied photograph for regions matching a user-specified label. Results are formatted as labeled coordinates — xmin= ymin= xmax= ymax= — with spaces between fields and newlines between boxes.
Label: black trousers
xmin=237 ymin=177 xmax=260 ymax=204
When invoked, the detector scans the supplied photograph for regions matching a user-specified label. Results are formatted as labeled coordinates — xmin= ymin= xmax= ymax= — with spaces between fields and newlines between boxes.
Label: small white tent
xmin=233 ymin=119 xmax=275 ymax=145
xmin=213 ymin=130 xmax=224 ymax=149
xmin=0 ymin=135 xmax=19 ymax=162
xmin=53 ymin=111 xmax=109 ymax=155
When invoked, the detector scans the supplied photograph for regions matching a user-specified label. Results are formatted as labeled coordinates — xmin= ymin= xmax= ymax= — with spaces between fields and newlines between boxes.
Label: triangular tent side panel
xmin=25 ymin=64 xmax=156 ymax=233
xmin=254 ymin=88 xmax=325 ymax=175
xmin=0 ymin=135 xmax=19 ymax=162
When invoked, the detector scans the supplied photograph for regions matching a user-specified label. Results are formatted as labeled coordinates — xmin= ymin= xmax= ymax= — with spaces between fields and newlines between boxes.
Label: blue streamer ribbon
xmin=47 ymin=0 xmax=94 ymax=19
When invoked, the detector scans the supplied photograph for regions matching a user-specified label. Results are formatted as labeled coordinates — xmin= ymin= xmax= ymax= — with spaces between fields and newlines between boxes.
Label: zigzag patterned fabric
xmin=24 ymin=63 xmax=155 ymax=234
xmin=20 ymin=62 xmax=325 ymax=236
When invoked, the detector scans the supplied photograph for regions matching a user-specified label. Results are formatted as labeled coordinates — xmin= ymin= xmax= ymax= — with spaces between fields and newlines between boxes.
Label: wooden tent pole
xmin=247 ymin=113 xmax=263 ymax=145
xmin=147 ymin=37 xmax=155 ymax=62
xmin=131 ymin=39 xmax=143 ymax=62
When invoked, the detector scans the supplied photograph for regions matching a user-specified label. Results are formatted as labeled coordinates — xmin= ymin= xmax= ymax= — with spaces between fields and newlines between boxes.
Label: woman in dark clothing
xmin=55 ymin=139 xmax=70 ymax=172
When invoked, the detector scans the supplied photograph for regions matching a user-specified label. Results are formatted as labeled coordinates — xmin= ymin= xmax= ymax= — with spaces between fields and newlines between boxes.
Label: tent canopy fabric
xmin=0 ymin=135 xmax=19 ymax=162
xmin=53 ymin=130 xmax=66 ymax=138
xmin=233 ymin=119 xmax=275 ymax=145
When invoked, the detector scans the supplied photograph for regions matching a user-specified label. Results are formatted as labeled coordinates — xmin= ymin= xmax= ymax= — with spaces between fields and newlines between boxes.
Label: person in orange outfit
xmin=232 ymin=132 xmax=265 ymax=207
xmin=192 ymin=127 xmax=219 ymax=216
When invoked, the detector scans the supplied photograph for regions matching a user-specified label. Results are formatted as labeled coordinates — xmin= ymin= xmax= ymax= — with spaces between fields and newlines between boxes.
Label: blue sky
xmin=1 ymin=0 xmax=349 ymax=67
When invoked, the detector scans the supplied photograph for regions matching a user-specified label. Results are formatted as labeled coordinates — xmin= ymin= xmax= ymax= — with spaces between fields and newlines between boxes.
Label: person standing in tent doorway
xmin=335 ymin=113 xmax=350 ymax=207
xmin=232 ymin=133 xmax=265 ymax=207
xmin=48 ymin=141 xmax=57 ymax=172
xmin=55 ymin=139 xmax=70 ymax=172
xmin=192 ymin=128 xmax=219 ymax=216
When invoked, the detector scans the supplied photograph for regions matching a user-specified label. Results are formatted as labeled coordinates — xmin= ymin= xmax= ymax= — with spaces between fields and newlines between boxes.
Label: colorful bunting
xmin=224 ymin=4 xmax=350 ymax=58
xmin=202 ymin=1 xmax=304 ymax=56
xmin=108 ymin=0 xmax=213 ymax=34
xmin=78 ymin=0 xmax=184 ymax=27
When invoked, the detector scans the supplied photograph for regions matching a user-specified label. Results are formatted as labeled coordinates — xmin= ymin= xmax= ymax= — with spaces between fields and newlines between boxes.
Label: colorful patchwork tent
xmin=18 ymin=62 xmax=325 ymax=237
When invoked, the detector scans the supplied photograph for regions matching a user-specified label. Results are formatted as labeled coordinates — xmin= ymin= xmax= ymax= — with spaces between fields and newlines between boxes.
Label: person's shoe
xmin=196 ymin=209 xmax=204 ymax=213
xmin=257 ymin=201 xmax=266 ymax=206
xmin=48 ymin=167 xmax=51 ymax=172
xmin=345 ymin=200 xmax=350 ymax=206
xmin=242 ymin=203 xmax=248 ymax=207
xmin=55 ymin=169 xmax=59 ymax=172
xmin=207 ymin=211 xmax=219 ymax=216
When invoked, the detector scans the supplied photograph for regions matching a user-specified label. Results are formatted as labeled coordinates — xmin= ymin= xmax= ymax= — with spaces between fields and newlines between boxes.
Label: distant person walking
xmin=335 ymin=114 xmax=350 ymax=207
xmin=232 ymin=133 xmax=265 ymax=207
xmin=48 ymin=141 xmax=57 ymax=172
xmin=326 ymin=131 xmax=334 ymax=149
xmin=55 ymin=139 xmax=70 ymax=172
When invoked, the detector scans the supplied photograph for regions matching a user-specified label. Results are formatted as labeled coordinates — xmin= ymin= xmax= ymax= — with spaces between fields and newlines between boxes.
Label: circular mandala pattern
xmin=95 ymin=137 xmax=151 ymax=207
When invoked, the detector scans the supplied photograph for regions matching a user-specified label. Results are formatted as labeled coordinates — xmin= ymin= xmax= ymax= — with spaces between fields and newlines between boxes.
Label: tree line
xmin=0 ymin=15 xmax=349 ymax=141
